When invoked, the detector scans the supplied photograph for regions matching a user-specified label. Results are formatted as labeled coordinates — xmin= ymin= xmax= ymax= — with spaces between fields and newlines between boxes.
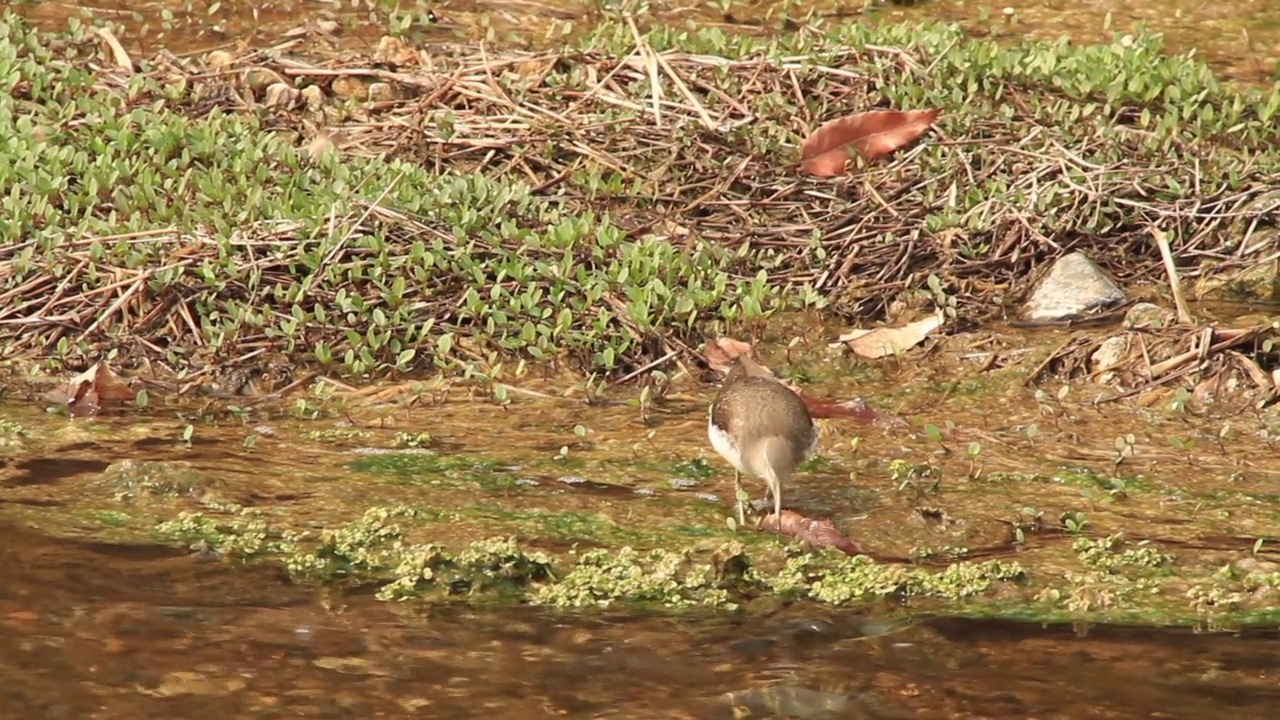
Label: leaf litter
xmin=42 ymin=361 xmax=140 ymax=417
xmin=4 ymin=23 xmax=1280 ymax=391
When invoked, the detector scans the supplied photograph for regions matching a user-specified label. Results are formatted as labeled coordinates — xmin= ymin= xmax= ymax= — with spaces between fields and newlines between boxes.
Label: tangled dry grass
xmin=6 ymin=16 xmax=1280 ymax=387
xmin=154 ymin=23 xmax=1280 ymax=320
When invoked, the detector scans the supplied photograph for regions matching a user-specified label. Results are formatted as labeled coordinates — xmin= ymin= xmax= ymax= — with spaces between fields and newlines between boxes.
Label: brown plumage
xmin=708 ymin=355 xmax=818 ymax=526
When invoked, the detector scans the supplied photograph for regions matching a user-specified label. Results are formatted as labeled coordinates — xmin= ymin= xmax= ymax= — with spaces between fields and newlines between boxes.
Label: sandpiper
xmin=707 ymin=354 xmax=818 ymax=526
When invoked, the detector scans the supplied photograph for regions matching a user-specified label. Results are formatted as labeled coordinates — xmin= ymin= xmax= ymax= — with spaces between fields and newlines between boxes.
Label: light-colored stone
xmin=1122 ymin=302 xmax=1175 ymax=329
xmin=368 ymin=82 xmax=396 ymax=103
xmin=300 ymin=85 xmax=326 ymax=112
xmin=1090 ymin=335 xmax=1130 ymax=384
xmin=330 ymin=76 xmax=370 ymax=101
xmin=376 ymin=36 xmax=410 ymax=63
xmin=244 ymin=67 xmax=285 ymax=93
xmin=205 ymin=50 xmax=235 ymax=69
xmin=1024 ymin=252 xmax=1126 ymax=321
xmin=264 ymin=82 xmax=299 ymax=109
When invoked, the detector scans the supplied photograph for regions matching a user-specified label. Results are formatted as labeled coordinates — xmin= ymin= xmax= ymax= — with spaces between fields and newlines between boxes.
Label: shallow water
xmin=3 ymin=330 xmax=1280 ymax=716
xmin=11 ymin=0 xmax=1280 ymax=84
xmin=2 ymin=519 xmax=1278 ymax=719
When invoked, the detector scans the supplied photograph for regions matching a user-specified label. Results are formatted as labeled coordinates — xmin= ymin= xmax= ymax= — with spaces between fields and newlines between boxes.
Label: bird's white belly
xmin=707 ymin=416 xmax=749 ymax=474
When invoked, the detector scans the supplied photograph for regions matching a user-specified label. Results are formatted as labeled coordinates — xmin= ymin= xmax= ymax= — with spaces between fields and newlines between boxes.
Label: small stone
xmin=367 ymin=82 xmax=396 ymax=103
xmin=1123 ymin=302 xmax=1175 ymax=329
xmin=1090 ymin=335 xmax=1130 ymax=384
xmin=244 ymin=67 xmax=285 ymax=93
xmin=1024 ymin=252 xmax=1126 ymax=321
xmin=330 ymin=76 xmax=369 ymax=101
xmin=300 ymin=84 xmax=326 ymax=111
xmin=205 ymin=50 xmax=235 ymax=69
xmin=376 ymin=36 xmax=410 ymax=63
xmin=264 ymin=82 xmax=299 ymax=109
xmin=1237 ymin=557 xmax=1278 ymax=573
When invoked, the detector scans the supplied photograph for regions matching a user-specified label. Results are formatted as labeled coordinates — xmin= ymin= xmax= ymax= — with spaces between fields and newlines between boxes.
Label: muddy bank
xmin=4 ymin=319 xmax=1280 ymax=626
xmin=13 ymin=0 xmax=1280 ymax=84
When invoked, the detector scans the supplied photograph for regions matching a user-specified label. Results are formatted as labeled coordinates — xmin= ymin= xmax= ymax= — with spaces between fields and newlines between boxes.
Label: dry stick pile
xmin=151 ymin=31 xmax=1280 ymax=319
xmin=11 ymin=28 xmax=1280 ymax=393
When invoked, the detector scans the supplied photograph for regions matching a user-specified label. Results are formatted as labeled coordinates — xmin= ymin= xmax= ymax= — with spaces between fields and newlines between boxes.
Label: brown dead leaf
xmin=703 ymin=337 xmax=758 ymax=375
xmin=793 ymin=393 xmax=879 ymax=424
xmin=44 ymin=361 xmax=139 ymax=417
xmin=835 ymin=309 xmax=946 ymax=359
xmin=759 ymin=510 xmax=862 ymax=556
xmin=800 ymin=109 xmax=941 ymax=177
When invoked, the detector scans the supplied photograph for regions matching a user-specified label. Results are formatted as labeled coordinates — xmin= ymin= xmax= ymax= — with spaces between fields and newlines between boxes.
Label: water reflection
xmin=1 ymin=521 xmax=1277 ymax=718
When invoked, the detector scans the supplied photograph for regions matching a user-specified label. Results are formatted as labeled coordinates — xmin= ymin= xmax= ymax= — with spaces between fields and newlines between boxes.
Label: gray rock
xmin=1123 ymin=302 xmax=1175 ymax=329
xmin=1024 ymin=252 xmax=1126 ymax=321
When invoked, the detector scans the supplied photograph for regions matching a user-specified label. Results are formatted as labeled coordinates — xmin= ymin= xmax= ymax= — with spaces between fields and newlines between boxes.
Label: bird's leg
xmin=765 ymin=481 xmax=783 ymax=534
xmin=773 ymin=485 xmax=783 ymax=532
xmin=733 ymin=469 xmax=747 ymax=527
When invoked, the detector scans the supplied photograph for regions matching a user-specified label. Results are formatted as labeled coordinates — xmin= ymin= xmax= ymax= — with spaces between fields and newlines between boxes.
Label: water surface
xmin=3 ymin=520 xmax=1278 ymax=718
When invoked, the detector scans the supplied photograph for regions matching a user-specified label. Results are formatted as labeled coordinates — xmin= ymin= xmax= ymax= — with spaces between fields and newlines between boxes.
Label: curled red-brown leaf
xmin=759 ymin=510 xmax=863 ymax=556
xmin=43 ymin=361 xmax=139 ymax=417
xmin=703 ymin=337 xmax=758 ymax=376
xmin=800 ymin=109 xmax=941 ymax=177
